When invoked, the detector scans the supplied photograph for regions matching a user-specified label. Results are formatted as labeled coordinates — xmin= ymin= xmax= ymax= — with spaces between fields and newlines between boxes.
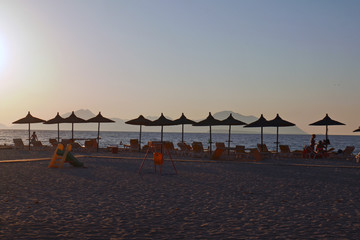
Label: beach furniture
xmin=191 ymin=142 xmax=208 ymax=158
xmin=279 ymin=145 xmax=303 ymax=158
xmin=177 ymin=142 xmax=191 ymax=156
xmin=215 ymin=142 xmax=226 ymax=149
xmin=13 ymin=138 xmax=28 ymax=149
xmin=49 ymin=138 xmax=58 ymax=147
xmin=329 ymin=146 xmax=355 ymax=161
xmin=211 ymin=147 xmax=225 ymax=160
xmin=234 ymin=145 xmax=248 ymax=159
xmin=85 ymin=138 xmax=98 ymax=151
xmin=257 ymin=144 xmax=273 ymax=158
xmin=125 ymin=139 xmax=140 ymax=152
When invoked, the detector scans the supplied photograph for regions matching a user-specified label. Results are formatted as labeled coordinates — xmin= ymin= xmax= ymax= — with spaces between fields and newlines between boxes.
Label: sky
xmin=0 ymin=0 xmax=360 ymax=135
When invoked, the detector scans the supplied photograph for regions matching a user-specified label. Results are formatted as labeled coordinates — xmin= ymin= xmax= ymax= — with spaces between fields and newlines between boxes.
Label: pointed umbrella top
xmin=150 ymin=113 xmax=175 ymax=126
xmin=267 ymin=114 xmax=295 ymax=127
xmin=63 ymin=111 xmax=86 ymax=123
xmin=243 ymin=114 xmax=269 ymax=128
xmin=173 ymin=113 xmax=196 ymax=125
xmin=87 ymin=112 xmax=115 ymax=123
xmin=125 ymin=115 xmax=152 ymax=126
xmin=220 ymin=113 xmax=247 ymax=126
xmin=193 ymin=112 xmax=222 ymax=126
xmin=353 ymin=127 xmax=360 ymax=133
xmin=13 ymin=111 xmax=45 ymax=124
xmin=309 ymin=113 xmax=345 ymax=126
xmin=43 ymin=112 xmax=66 ymax=124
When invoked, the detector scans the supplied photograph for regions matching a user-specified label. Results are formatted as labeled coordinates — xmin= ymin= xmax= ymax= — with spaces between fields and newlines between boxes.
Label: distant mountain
xmin=6 ymin=109 xmax=307 ymax=134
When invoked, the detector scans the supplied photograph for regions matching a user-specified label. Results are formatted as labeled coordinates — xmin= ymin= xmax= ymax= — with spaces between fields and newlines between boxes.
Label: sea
xmin=1 ymin=129 xmax=359 ymax=154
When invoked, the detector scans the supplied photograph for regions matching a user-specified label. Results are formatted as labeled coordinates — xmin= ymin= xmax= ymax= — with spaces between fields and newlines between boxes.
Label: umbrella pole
xmin=161 ymin=125 xmax=163 ymax=153
xmin=276 ymin=126 xmax=279 ymax=153
xmin=261 ymin=126 xmax=263 ymax=152
xmin=97 ymin=122 xmax=100 ymax=152
xmin=209 ymin=126 xmax=212 ymax=155
xmin=182 ymin=124 xmax=184 ymax=143
xmin=28 ymin=123 xmax=31 ymax=150
xmin=139 ymin=125 xmax=142 ymax=152
xmin=228 ymin=125 xmax=231 ymax=155
xmin=326 ymin=125 xmax=328 ymax=151
xmin=71 ymin=123 xmax=74 ymax=140
xmin=57 ymin=123 xmax=60 ymax=143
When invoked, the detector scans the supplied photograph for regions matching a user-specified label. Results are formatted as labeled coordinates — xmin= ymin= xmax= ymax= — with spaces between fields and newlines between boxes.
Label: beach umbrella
xmin=267 ymin=114 xmax=295 ymax=153
xmin=243 ymin=114 xmax=269 ymax=151
xmin=12 ymin=111 xmax=45 ymax=150
xmin=148 ymin=113 xmax=176 ymax=153
xmin=43 ymin=112 xmax=66 ymax=143
xmin=125 ymin=115 xmax=153 ymax=151
xmin=220 ymin=113 xmax=247 ymax=155
xmin=193 ymin=112 xmax=222 ymax=154
xmin=173 ymin=113 xmax=196 ymax=143
xmin=309 ymin=113 xmax=345 ymax=150
xmin=353 ymin=127 xmax=360 ymax=132
xmin=86 ymin=112 xmax=115 ymax=152
xmin=63 ymin=111 xmax=86 ymax=140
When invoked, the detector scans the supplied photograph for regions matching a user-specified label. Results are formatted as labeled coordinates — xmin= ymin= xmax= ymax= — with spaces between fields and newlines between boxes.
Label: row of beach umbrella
xmin=13 ymin=111 xmax=114 ymax=151
xmin=13 ymin=111 xmax=349 ymax=153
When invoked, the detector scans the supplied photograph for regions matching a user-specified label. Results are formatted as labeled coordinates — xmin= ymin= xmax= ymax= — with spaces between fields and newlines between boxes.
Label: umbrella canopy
xmin=125 ymin=115 xmax=153 ymax=151
xmin=43 ymin=112 xmax=66 ymax=142
xmin=193 ymin=112 xmax=222 ymax=154
xmin=63 ymin=111 xmax=86 ymax=140
xmin=353 ymin=127 xmax=360 ymax=132
xmin=173 ymin=113 xmax=196 ymax=143
xmin=12 ymin=111 xmax=45 ymax=150
xmin=267 ymin=114 xmax=295 ymax=152
xmin=149 ymin=113 xmax=176 ymax=152
xmin=244 ymin=114 xmax=269 ymax=151
xmin=87 ymin=112 xmax=115 ymax=152
xmin=309 ymin=113 xmax=345 ymax=149
xmin=220 ymin=113 xmax=247 ymax=155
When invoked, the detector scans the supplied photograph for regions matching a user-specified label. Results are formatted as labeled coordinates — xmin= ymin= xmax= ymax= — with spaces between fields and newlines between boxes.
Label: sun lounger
xmin=234 ymin=145 xmax=248 ymax=159
xmin=49 ymin=138 xmax=58 ymax=147
xmin=13 ymin=138 xmax=28 ymax=149
xmin=279 ymin=145 xmax=303 ymax=158
xmin=191 ymin=142 xmax=208 ymax=158
xmin=85 ymin=138 xmax=98 ymax=151
xmin=211 ymin=147 xmax=225 ymax=160
xmin=257 ymin=144 xmax=273 ymax=158
xmin=329 ymin=146 xmax=355 ymax=161
xmin=125 ymin=139 xmax=140 ymax=152
xmin=177 ymin=142 xmax=191 ymax=156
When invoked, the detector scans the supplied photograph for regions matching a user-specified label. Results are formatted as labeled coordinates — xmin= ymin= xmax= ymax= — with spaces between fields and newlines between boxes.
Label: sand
xmin=1 ymin=148 xmax=360 ymax=239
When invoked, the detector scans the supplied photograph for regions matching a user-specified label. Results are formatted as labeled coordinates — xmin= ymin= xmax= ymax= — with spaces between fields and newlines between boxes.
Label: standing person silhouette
xmin=310 ymin=134 xmax=316 ymax=151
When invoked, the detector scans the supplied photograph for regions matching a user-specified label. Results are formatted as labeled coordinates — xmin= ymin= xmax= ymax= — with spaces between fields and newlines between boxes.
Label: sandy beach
xmin=1 ymin=148 xmax=360 ymax=239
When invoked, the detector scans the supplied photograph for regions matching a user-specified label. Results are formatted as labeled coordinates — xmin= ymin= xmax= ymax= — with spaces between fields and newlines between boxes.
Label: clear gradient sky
xmin=0 ymin=0 xmax=359 ymax=135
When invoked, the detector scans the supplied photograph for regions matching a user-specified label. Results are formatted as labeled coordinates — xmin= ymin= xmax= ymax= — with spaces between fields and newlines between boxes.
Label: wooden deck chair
xmin=248 ymin=148 xmax=263 ymax=161
xmin=234 ymin=145 xmax=248 ymax=159
xmin=211 ymin=147 xmax=225 ymax=160
xmin=330 ymin=146 xmax=355 ymax=161
xmin=13 ymin=138 xmax=27 ymax=149
xmin=279 ymin=145 xmax=303 ymax=159
xmin=177 ymin=142 xmax=191 ymax=156
xmin=191 ymin=142 xmax=207 ymax=158
xmin=257 ymin=144 xmax=273 ymax=158
xmin=215 ymin=142 xmax=226 ymax=149
xmin=164 ymin=142 xmax=177 ymax=155
xmin=49 ymin=138 xmax=58 ymax=147
xmin=129 ymin=139 xmax=140 ymax=152
xmin=85 ymin=139 xmax=98 ymax=151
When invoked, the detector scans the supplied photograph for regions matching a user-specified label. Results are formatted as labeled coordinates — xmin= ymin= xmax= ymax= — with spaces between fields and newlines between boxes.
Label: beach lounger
xmin=177 ymin=142 xmax=191 ymax=156
xmin=85 ymin=138 xmax=98 ymax=151
xmin=234 ymin=145 xmax=248 ymax=159
xmin=279 ymin=145 xmax=303 ymax=158
xmin=13 ymin=138 xmax=28 ymax=149
xmin=329 ymin=146 xmax=355 ymax=161
xmin=125 ymin=139 xmax=140 ymax=152
xmin=49 ymin=138 xmax=58 ymax=147
xmin=191 ymin=142 xmax=208 ymax=158
xmin=257 ymin=144 xmax=273 ymax=158
xmin=211 ymin=147 xmax=225 ymax=160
